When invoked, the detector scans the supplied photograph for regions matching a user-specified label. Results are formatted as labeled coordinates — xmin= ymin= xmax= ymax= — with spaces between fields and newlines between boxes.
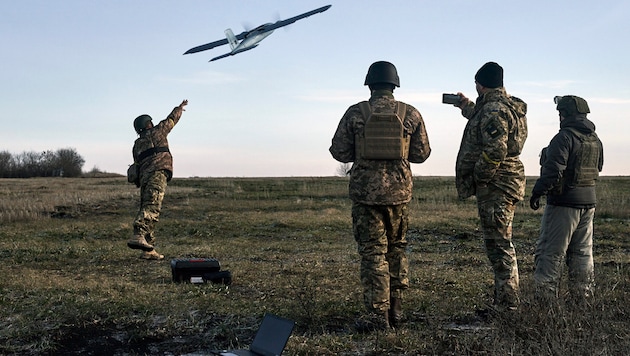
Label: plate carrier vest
xmin=355 ymin=101 xmax=409 ymax=160
xmin=541 ymin=127 xmax=600 ymax=194
xmin=563 ymin=127 xmax=600 ymax=188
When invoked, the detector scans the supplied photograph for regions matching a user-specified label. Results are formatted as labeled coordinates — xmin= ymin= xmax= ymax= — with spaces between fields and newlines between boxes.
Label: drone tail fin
xmin=225 ymin=28 xmax=238 ymax=50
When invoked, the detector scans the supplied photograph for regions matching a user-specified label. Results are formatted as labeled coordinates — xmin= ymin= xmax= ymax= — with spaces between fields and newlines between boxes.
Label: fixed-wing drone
xmin=184 ymin=4 xmax=331 ymax=62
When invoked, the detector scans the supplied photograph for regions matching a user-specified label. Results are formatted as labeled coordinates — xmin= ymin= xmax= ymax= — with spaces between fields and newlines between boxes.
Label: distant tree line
xmin=0 ymin=148 xmax=85 ymax=178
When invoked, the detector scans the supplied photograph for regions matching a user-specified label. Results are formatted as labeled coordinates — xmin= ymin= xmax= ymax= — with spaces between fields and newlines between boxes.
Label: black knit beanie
xmin=475 ymin=62 xmax=503 ymax=88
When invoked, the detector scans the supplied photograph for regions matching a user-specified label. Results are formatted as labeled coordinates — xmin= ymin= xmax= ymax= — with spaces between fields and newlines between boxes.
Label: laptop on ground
xmin=212 ymin=313 xmax=295 ymax=356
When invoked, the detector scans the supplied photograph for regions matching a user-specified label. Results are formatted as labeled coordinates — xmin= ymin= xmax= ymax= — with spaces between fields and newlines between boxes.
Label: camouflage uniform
xmin=132 ymin=105 xmax=183 ymax=246
xmin=330 ymin=90 xmax=431 ymax=316
xmin=456 ymin=87 xmax=527 ymax=308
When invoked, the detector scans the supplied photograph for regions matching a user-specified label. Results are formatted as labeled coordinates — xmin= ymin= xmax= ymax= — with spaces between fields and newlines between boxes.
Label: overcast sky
xmin=2 ymin=0 xmax=629 ymax=177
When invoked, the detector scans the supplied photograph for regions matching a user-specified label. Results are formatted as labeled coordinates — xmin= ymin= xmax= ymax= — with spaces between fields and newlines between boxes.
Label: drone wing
xmin=263 ymin=4 xmax=331 ymax=32
xmin=183 ymin=30 xmax=248 ymax=55
xmin=184 ymin=5 xmax=331 ymax=55
xmin=209 ymin=52 xmax=233 ymax=62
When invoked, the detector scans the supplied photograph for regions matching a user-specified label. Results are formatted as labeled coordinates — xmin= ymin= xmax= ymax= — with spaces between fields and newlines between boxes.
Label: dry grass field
xmin=0 ymin=176 xmax=629 ymax=355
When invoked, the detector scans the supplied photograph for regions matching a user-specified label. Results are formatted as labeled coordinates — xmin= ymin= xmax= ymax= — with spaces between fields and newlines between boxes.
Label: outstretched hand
xmin=179 ymin=100 xmax=188 ymax=111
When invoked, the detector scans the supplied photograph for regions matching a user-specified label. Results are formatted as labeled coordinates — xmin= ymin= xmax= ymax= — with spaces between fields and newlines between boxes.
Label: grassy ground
xmin=0 ymin=176 xmax=629 ymax=355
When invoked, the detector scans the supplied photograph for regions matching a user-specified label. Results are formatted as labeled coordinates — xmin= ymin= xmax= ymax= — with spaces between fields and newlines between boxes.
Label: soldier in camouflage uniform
xmin=127 ymin=99 xmax=188 ymax=260
xmin=330 ymin=61 xmax=431 ymax=331
xmin=530 ymin=95 xmax=603 ymax=303
xmin=450 ymin=62 xmax=527 ymax=310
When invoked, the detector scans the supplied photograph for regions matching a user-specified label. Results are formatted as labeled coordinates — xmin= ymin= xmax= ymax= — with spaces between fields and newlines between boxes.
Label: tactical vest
xmin=541 ymin=127 xmax=600 ymax=194
xmin=355 ymin=101 xmax=409 ymax=160
xmin=563 ymin=127 xmax=600 ymax=187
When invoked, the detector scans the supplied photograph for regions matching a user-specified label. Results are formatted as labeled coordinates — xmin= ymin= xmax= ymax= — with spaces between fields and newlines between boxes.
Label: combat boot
xmin=127 ymin=235 xmax=154 ymax=251
xmin=140 ymin=250 xmax=164 ymax=260
xmin=495 ymin=287 xmax=520 ymax=312
xmin=389 ymin=297 xmax=403 ymax=328
xmin=355 ymin=311 xmax=390 ymax=333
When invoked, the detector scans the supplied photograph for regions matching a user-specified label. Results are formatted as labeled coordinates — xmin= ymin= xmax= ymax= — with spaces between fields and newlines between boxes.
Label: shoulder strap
xmin=138 ymin=146 xmax=170 ymax=162
xmin=358 ymin=101 xmax=371 ymax=120
xmin=396 ymin=102 xmax=406 ymax=122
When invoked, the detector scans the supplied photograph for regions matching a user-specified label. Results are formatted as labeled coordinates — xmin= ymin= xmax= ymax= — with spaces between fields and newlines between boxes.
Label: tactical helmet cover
xmin=364 ymin=61 xmax=400 ymax=87
xmin=555 ymin=95 xmax=590 ymax=117
xmin=134 ymin=114 xmax=152 ymax=133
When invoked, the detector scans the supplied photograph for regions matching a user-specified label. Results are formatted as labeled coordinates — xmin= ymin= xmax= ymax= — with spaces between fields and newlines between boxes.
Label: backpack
xmin=355 ymin=101 xmax=409 ymax=160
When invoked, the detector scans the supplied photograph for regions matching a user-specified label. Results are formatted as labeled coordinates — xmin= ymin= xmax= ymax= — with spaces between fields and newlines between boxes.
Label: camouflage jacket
xmin=329 ymin=90 xmax=431 ymax=205
xmin=456 ymin=87 xmax=527 ymax=201
xmin=132 ymin=105 xmax=183 ymax=181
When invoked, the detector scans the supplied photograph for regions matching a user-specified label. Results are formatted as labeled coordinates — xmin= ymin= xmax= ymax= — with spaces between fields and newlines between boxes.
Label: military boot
xmin=127 ymin=235 xmax=154 ymax=251
xmin=140 ymin=250 xmax=164 ymax=260
xmin=354 ymin=311 xmax=390 ymax=333
xmin=389 ymin=297 xmax=403 ymax=328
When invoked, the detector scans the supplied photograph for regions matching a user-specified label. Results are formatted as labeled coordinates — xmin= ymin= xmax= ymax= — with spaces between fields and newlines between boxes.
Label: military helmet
xmin=554 ymin=95 xmax=590 ymax=117
xmin=133 ymin=114 xmax=152 ymax=133
xmin=364 ymin=61 xmax=400 ymax=87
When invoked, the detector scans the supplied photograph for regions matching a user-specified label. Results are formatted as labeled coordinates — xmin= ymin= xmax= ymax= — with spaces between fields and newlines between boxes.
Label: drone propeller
xmin=274 ymin=11 xmax=290 ymax=31
xmin=241 ymin=21 xmax=253 ymax=32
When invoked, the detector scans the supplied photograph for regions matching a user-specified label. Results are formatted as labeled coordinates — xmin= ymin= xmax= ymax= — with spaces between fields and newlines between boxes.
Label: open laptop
xmin=212 ymin=313 xmax=295 ymax=356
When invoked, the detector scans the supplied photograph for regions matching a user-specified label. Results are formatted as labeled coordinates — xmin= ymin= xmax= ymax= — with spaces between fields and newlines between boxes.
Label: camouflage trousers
xmin=534 ymin=205 xmax=595 ymax=300
xmin=352 ymin=202 xmax=409 ymax=314
xmin=133 ymin=170 xmax=168 ymax=245
xmin=476 ymin=186 xmax=520 ymax=308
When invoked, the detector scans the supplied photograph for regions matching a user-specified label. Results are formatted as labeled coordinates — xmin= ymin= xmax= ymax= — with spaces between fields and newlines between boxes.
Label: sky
xmin=2 ymin=0 xmax=629 ymax=177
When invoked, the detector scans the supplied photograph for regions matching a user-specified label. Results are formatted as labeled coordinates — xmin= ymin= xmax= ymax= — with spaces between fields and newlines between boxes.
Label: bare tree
xmin=0 ymin=151 xmax=15 ymax=177
xmin=54 ymin=148 xmax=85 ymax=177
xmin=16 ymin=151 xmax=42 ymax=177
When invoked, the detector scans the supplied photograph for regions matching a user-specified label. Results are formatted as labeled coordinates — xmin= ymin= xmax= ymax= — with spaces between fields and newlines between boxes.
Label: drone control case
xmin=170 ymin=258 xmax=232 ymax=284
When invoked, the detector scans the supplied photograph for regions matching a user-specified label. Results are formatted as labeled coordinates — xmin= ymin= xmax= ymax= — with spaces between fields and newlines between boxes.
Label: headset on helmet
xmin=364 ymin=61 xmax=400 ymax=87
xmin=133 ymin=114 xmax=152 ymax=134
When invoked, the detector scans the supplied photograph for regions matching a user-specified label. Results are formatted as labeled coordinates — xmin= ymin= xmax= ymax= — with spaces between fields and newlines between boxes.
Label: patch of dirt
xmin=53 ymin=325 xmax=212 ymax=355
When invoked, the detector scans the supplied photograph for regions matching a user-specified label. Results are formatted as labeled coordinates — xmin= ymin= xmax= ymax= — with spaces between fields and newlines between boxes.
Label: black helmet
xmin=554 ymin=95 xmax=590 ymax=117
xmin=133 ymin=114 xmax=152 ymax=134
xmin=364 ymin=61 xmax=400 ymax=87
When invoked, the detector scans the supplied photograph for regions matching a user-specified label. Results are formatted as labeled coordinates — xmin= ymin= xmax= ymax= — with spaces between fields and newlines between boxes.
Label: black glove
xmin=530 ymin=194 xmax=541 ymax=210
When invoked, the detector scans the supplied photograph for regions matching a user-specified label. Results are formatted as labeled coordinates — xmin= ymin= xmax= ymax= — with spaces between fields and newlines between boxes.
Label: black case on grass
xmin=170 ymin=258 xmax=232 ymax=284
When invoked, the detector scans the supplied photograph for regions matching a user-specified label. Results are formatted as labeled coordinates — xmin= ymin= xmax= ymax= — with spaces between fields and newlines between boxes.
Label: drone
xmin=184 ymin=5 xmax=331 ymax=61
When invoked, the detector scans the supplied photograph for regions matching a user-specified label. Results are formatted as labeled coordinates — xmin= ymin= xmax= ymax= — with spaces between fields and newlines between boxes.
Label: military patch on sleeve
xmin=484 ymin=120 xmax=503 ymax=139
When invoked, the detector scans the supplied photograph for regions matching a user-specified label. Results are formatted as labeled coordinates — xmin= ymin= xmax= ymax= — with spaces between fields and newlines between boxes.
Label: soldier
xmin=329 ymin=61 xmax=431 ymax=331
xmin=449 ymin=62 xmax=528 ymax=311
xmin=127 ymin=99 xmax=188 ymax=260
xmin=530 ymin=95 xmax=603 ymax=303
